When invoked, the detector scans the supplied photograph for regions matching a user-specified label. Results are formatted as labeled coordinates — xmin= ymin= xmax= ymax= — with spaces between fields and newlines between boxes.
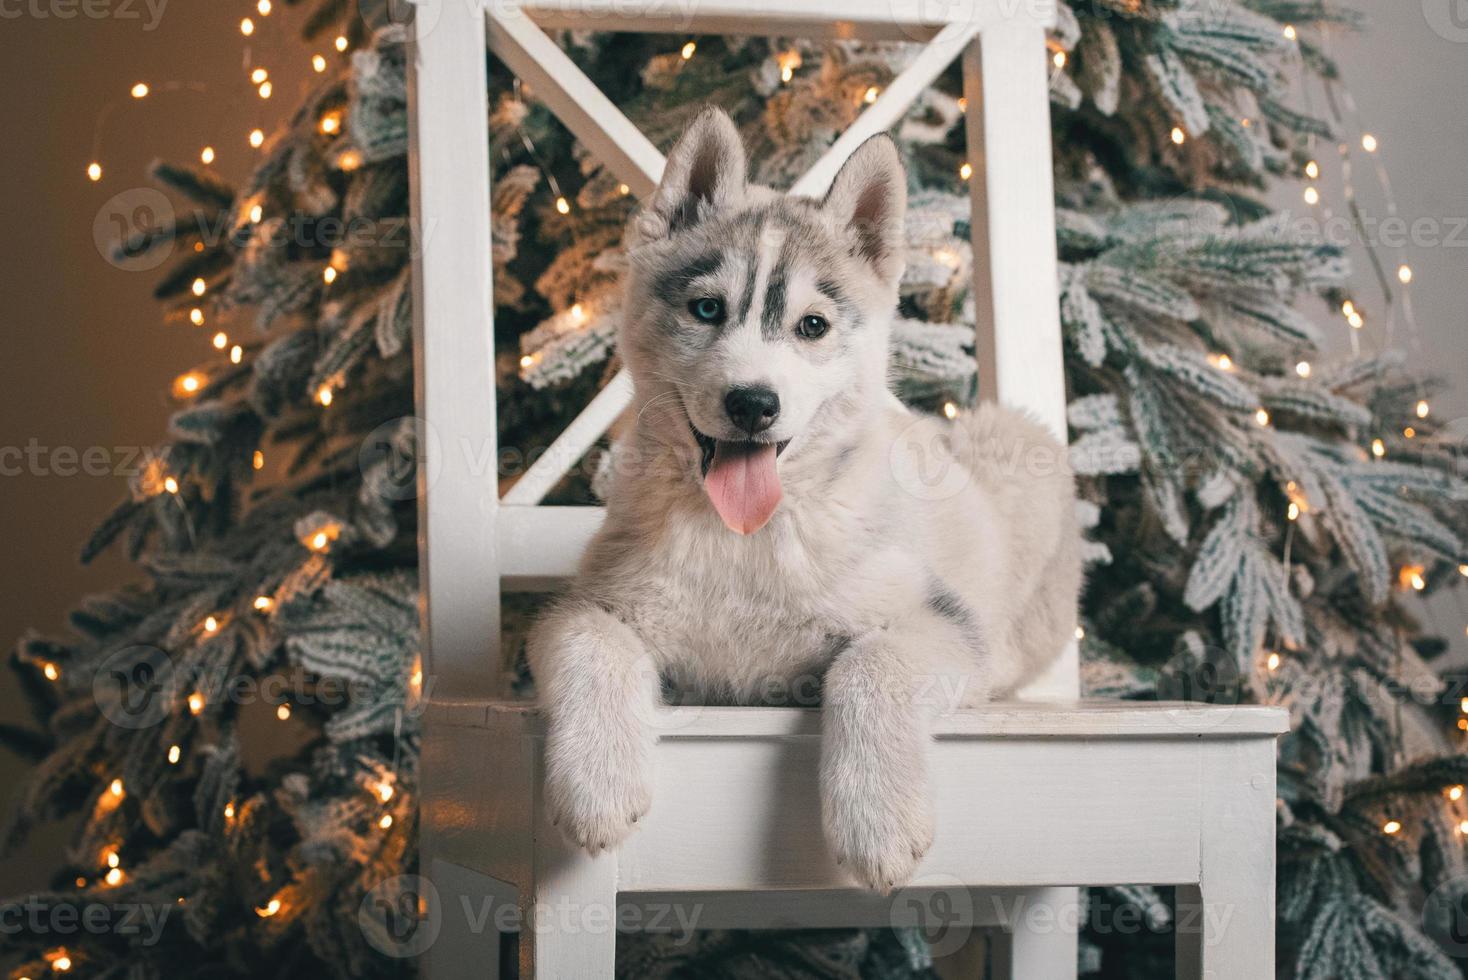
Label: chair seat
xmin=424 ymin=698 xmax=1286 ymax=894
xmin=427 ymin=698 xmax=1288 ymax=739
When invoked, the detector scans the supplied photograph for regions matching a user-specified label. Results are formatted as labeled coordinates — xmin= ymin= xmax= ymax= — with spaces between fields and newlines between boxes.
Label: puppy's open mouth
xmin=690 ymin=424 xmax=791 ymax=536
xmin=690 ymin=425 xmax=791 ymax=477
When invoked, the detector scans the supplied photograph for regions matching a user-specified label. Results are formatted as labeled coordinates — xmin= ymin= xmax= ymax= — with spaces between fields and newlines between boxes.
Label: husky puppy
xmin=528 ymin=107 xmax=1080 ymax=891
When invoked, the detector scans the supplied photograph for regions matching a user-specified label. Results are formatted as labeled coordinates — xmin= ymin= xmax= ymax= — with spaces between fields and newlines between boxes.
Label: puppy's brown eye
xmin=797 ymin=314 xmax=829 ymax=339
xmin=689 ymin=297 xmax=725 ymax=323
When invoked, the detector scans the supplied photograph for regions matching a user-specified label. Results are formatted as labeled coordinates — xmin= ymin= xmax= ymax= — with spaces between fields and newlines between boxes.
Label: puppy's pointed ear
xmin=823 ymin=134 xmax=907 ymax=286
xmin=648 ymin=107 xmax=746 ymax=234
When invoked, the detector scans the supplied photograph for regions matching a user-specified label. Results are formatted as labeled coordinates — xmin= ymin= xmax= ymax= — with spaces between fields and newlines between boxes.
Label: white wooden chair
xmin=404 ymin=0 xmax=1289 ymax=976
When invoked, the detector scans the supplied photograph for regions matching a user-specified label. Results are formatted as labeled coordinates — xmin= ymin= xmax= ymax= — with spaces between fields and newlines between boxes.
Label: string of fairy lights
xmin=34 ymin=13 xmax=1464 ymax=974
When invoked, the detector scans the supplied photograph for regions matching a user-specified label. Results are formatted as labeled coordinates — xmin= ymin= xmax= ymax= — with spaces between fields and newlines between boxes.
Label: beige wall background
xmin=0 ymin=5 xmax=1464 ymax=890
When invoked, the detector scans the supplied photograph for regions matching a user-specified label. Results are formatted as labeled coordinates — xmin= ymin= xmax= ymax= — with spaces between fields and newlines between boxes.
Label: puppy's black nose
xmin=724 ymin=385 xmax=780 ymax=435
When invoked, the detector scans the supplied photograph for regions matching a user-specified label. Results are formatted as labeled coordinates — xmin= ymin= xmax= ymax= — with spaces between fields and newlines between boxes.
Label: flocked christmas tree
xmin=4 ymin=0 xmax=1468 ymax=976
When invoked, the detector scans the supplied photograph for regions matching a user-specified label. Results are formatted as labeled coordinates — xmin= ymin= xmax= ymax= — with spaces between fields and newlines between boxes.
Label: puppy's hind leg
xmin=527 ymin=600 xmax=660 ymax=854
xmin=820 ymin=612 xmax=983 ymax=892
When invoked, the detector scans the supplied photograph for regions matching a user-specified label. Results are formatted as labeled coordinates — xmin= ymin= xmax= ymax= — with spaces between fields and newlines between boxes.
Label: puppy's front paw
xmin=544 ymin=728 xmax=652 ymax=854
xmin=822 ymin=768 xmax=934 ymax=893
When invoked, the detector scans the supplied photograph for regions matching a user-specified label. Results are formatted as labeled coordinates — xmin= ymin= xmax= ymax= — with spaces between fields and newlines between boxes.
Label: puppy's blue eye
xmin=797 ymin=314 xmax=829 ymax=339
xmin=689 ymin=297 xmax=724 ymax=323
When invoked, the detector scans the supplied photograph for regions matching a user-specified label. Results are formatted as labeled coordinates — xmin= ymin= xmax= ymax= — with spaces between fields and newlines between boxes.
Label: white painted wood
xmin=487 ymin=11 xmax=664 ymax=200
xmin=789 ymin=21 xmax=981 ymax=198
xmin=422 ymin=702 xmax=1285 ymax=974
xmin=407 ymin=0 xmax=499 ymax=700
xmin=989 ymin=887 xmax=1080 ymax=980
xmin=1176 ymin=738 xmax=1278 ymax=979
xmin=505 ymin=0 xmax=1057 ymax=40
xmin=962 ymin=27 xmax=1077 ymax=703
xmin=502 ymin=372 xmax=634 ymax=507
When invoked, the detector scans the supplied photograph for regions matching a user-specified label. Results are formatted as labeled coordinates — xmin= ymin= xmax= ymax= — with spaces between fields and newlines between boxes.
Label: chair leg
xmin=1175 ymin=741 xmax=1276 ymax=979
xmin=519 ymin=842 xmax=619 ymax=980
xmin=422 ymin=859 xmax=511 ymax=980
xmin=987 ymin=886 xmax=1079 ymax=980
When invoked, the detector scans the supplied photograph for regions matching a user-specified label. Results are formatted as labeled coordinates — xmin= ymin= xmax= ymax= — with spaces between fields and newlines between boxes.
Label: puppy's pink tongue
xmin=703 ymin=442 xmax=782 ymax=535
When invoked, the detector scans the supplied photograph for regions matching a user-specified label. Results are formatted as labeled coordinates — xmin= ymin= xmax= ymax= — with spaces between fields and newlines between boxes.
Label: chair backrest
xmin=406 ymin=0 xmax=1077 ymax=703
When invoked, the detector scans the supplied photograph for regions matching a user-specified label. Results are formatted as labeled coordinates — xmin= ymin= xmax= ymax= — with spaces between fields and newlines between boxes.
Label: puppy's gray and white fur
xmin=528 ymin=108 xmax=1081 ymax=892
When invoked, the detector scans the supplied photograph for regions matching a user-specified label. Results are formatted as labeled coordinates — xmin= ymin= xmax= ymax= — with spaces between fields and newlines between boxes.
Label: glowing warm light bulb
xmin=87 ymin=162 xmax=102 ymax=182
xmin=1295 ymin=361 xmax=1311 ymax=378
xmin=334 ymin=35 xmax=348 ymax=52
xmin=1304 ymin=160 xmax=1319 ymax=179
xmin=338 ymin=150 xmax=362 ymax=172
xmin=570 ymin=303 xmax=585 ymax=322
xmin=276 ymin=704 xmax=291 ymax=721
xmin=189 ymin=692 xmax=204 ymax=714
xmin=252 ymin=450 xmax=265 ymax=470
xmin=1361 ymin=133 xmax=1378 ymax=153
xmin=174 ymin=372 xmax=204 ymax=398
xmin=212 ymin=332 xmax=228 ymax=350
xmin=310 ymin=530 xmax=330 ymax=550
xmin=1214 ymin=353 xmax=1234 ymax=371
xmin=1382 ymin=819 xmax=1401 ymax=835
xmin=378 ymin=783 xmax=395 ymax=803
xmin=1408 ymin=569 xmax=1427 ymax=591
xmin=1416 ymin=399 xmax=1429 ymax=418
xmin=1265 ymin=652 xmax=1281 ymax=672
xmin=1371 ymin=438 xmax=1386 ymax=458
xmin=131 ymin=82 xmax=149 ymax=99
xmin=200 ymin=146 xmax=215 ymax=165
xmin=230 ymin=345 xmax=243 ymax=364
xmin=250 ymin=68 xmax=268 ymax=84
xmin=249 ymin=129 xmax=265 ymax=148
xmin=167 ymin=745 xmax=181 ymax=764
xmin=317 ymin=387 xmax=334 ymax=408
xmin=1170 ymin=127 xmax=1185 ymax=145
xmin=1397 ymin=264 xmax=1412 ymax=284
xmin=555 ymin=196 xmax=570 ymax=215
xmin=319 ymin=112 xmax=341 ymax=135
xmin=322 ymin=265 xmax=338 ymax=284
xmin=249 ymin=203 xmax=263 ymax=223
xmin=257 ymin=0 xmax=271 ymax=13
xmin=1460 ymin=819 xmax=1468 ymax=833
xmin=53 ymin=952 xmax=72 ymax=971
xmin=1052 ymin=50 xmax=1066 ymax=68
xmin=312 ymin=54 xmax=327 ymax=73
xmin=1459 ymin=564 xmax=1467 ymax=578
xmin=223 ymin=801 xmax=236 ymax=819
xmin=104 ymin=848 xmax=120 ymax=869
xmin=191 ymin=278 xmax=207 ymax=297
xmin=959 ymin=162 xmax=972 ymax=181
xmin=104 ymin=868 xmax=124 ymax=886
xmin=109 ymin=778 xmax=124 ymax=798
xmin=1302 ymin=186 xmax=1319 ymax=205
xmin=1287 ymin=502 xmax=1301 ymax=521
xmin=254 ymin=595 xmax=274 ymax=611
xmin=1449 ymin=785 xmax=1464 ymax=801
xmin=1074 ymin=626 xmax=1085 ymax=640
xmin=1282 ymin=24 xmax=1297 ymax=40
xmin=519 ymin=354 xmax=535 ymax=369
xmin=379 ymin=814 xmax=394 ymax=829
xmin=618 ymin=183 xmax=630 ymax=195
xmin=942 ymin=401 xmax=959 ymax=420
xmin=1404 ymin=426 xmax=1416 ymax=439
xmin=43 ymin=662 xmax=60 ymax=681
xmin=680 ymin=40 xmax=696 ymax=59
xmin=258 ymin=81 xmax=273 ymax=99
xmin=1254 ymin=408 xmax=1271 ymax=427
xmin=257 ymin=898 xmax=281 ymax=917
xmin=863 ymin=85 xmax=880 ymax=104
xmin=203 ymin=615 xmax=219 ymax=633
xmin=163 ymin=476 xmax=180 ymax=495
xmin=240 ymin=16 xmax=254 ymax=35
